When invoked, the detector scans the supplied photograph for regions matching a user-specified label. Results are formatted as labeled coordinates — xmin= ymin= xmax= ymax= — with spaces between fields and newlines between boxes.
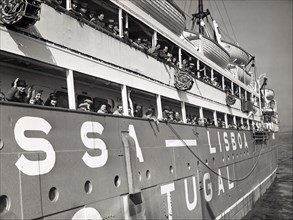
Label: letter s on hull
xmin=14 ymin=117 xmax=55 ymax=176
xmin=72 ymin=207 xmax=102 ymax=220
xmin=81 ymin=122 xmax=108 ymax=168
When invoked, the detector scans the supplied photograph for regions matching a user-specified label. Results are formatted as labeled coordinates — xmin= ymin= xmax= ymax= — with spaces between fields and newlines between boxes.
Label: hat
xmin=79 ymin=103 xmax=88 ymax=108
xmin=108 ymin=19 xmax=114 ymax=24
xmin=84 ymin=99 xmax=93 ymax=104
xmin=49 ymin=92 xmax=57 ymax=100
xmin=17 ymin=79 xmax=27 ymax=87
xmin=163 ymin=106 xmax=171 ymax=111
xmin=189 ymin=63 xmax=195 ymax=66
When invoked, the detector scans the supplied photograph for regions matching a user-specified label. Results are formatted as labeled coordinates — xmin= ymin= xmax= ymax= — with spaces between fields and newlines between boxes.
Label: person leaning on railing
xmin=157 ymin=46 xmax=169 ymax=61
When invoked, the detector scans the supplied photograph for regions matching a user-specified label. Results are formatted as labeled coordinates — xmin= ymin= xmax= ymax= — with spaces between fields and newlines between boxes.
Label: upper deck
xmin=0 ymin=0 xmax=262 ymax=126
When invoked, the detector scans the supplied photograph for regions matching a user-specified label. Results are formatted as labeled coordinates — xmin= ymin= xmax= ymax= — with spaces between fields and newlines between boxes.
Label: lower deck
xmin=0 ymin=102 xmax=278 ymax=219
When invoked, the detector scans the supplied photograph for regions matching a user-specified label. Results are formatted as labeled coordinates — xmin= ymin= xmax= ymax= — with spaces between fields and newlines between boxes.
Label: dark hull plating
xmin=0 ymin=102 xmax=278 ymax=219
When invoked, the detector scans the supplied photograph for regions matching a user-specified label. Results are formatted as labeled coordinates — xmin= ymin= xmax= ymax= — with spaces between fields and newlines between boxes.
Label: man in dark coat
xmin=6 ymin=78 xmax=30 ymax=103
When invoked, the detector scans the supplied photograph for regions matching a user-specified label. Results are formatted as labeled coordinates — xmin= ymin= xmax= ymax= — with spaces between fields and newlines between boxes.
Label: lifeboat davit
xmin=229 ymin=66 xmax=252 ymax=86
xmin=130 ymin=0 xmax=186 ymax=36
xmin=221 ymin=41 xmax=250 ymax=66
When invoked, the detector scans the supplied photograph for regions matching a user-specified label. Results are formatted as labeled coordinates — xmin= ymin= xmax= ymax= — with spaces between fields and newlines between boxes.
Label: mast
xmin=192 ymin=0 xmax=210 ymax=34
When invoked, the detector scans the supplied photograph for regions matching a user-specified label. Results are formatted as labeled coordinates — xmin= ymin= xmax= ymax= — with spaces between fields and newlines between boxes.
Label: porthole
xmin=146 ymin=170 xmax=151 ymax=180
xmin=49 ymin=187 xmax=59 ymax=202
xmin=0 ymin=195 xmax=10 ymax=214
xmin=84 ymin=180 xmax=92 ymax=194
xmin=114 ymin=175 xmax=121 ymax=187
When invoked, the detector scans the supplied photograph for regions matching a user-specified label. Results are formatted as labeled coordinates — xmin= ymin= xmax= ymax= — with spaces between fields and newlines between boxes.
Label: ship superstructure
xmin=0 ymin=0 xmax=279 ymax=219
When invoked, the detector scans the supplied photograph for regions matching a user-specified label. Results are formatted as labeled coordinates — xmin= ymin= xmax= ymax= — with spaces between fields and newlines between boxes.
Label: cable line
xmin=214 ymin=0 xmax=230 ymax=38
xmin=166 ymin=123 xmax=267 ymax=182
xmin=221 ymin=0 xmax=238 ymax=43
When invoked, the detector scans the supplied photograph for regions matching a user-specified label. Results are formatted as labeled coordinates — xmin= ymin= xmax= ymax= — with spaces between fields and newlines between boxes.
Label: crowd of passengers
xmin=47 ymin=0 xmax=239 ymax=93
xmin=0 ymin=78 xmax=261 ymax=131
xmin=0 ymin=78 xmax=57 ymax=107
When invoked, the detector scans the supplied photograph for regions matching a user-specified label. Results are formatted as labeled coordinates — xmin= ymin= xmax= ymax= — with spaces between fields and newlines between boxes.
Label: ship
xmin=0 ymin=0 xmax=279 ymax=219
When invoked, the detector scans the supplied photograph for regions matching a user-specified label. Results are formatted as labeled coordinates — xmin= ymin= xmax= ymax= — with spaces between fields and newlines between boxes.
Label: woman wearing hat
xmin=6 ymin=78 xmax=31 ymax=103
xmin=78 ymin=99 xmax=93 ymax=111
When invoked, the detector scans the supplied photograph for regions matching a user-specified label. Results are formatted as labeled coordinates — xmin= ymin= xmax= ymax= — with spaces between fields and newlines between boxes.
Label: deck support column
xmin=211 ymin=69 xmax=214 ymax=79
xmin=245 ymin=90 xmax=247 ymax=101
xmin=222 ymin=76 xmax=225 ymax=90
xmin=118 ymin=8 xmax=123 ymax=38
xmin=152 ymin=31 xmax=157 ymax=48
xmin=121 ymin=84 xmax=129 ymax=116
xmin=239 ymin=87 xmax=242 ymax=98
xmin=258 ymin=96 xmax=262 ymax=115
xmin=231 ymin=82 xmax=234 ymax=95
xmin=181 ymin=101 xmax=187 ymax=123
xmin=66 ymin=69 xmax=76 ymax=110
xmin=66 ymin=0 xmax=72 ymax=10
xmin=125 ymin=14 xmax=129 ymax=29
xmin=178 ymin=48 xmax=182 ymax=69
xmin=247 ymin=119 xmax=250 ymax=130
xmin=240 ymin=117 xmax=244 ymax=126
xmin=197 ymin=60 xmax=200 ymax=78
xmin=252 ymin=120 xmax=255 ymax=129
xmin=213 ymin=111 xmax=218 ymax=127
xmin=224 ymin=114 xmax=228 ymax=128
xmin=233 ymin=116 xmax=237 ymax=126
xmin=156 ymin=94 xmax=162 ymax=119
xmin=199 ymin=107 xmax=204 ymax=119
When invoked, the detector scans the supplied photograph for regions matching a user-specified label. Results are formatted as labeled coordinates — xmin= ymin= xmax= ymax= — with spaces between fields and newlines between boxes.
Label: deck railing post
xmin=66 ymin=69 xmax=76 ymax=110
xmin=233 ymin=116 xmax=237 ymax=126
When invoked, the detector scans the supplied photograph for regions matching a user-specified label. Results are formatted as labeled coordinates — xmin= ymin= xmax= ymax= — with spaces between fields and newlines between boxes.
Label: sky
xmin=174 ymin=0 xmax=293 ymax=132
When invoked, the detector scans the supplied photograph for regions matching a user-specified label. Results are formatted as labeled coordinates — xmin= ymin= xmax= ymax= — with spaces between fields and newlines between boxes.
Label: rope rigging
xmin=221 ymin=0 xmax=238 ymax=43
xmin=166 ymin=122 xmax=267 ymax=182
xmin=213 ymin=0 xmax=230 ymax=39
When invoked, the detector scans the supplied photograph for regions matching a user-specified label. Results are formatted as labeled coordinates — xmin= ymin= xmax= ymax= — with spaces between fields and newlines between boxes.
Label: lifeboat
xmin=130 ymin=0 xmax=186 ymax=36
xmin=183 ymin=31 xmax=230 ymax=69
xmin=221 ymin=41 xmax=250 ymax=66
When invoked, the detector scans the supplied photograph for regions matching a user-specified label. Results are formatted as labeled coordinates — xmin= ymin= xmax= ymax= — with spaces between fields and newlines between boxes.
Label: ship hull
xmin=0 ymin=103 xmax=278 ymax=219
